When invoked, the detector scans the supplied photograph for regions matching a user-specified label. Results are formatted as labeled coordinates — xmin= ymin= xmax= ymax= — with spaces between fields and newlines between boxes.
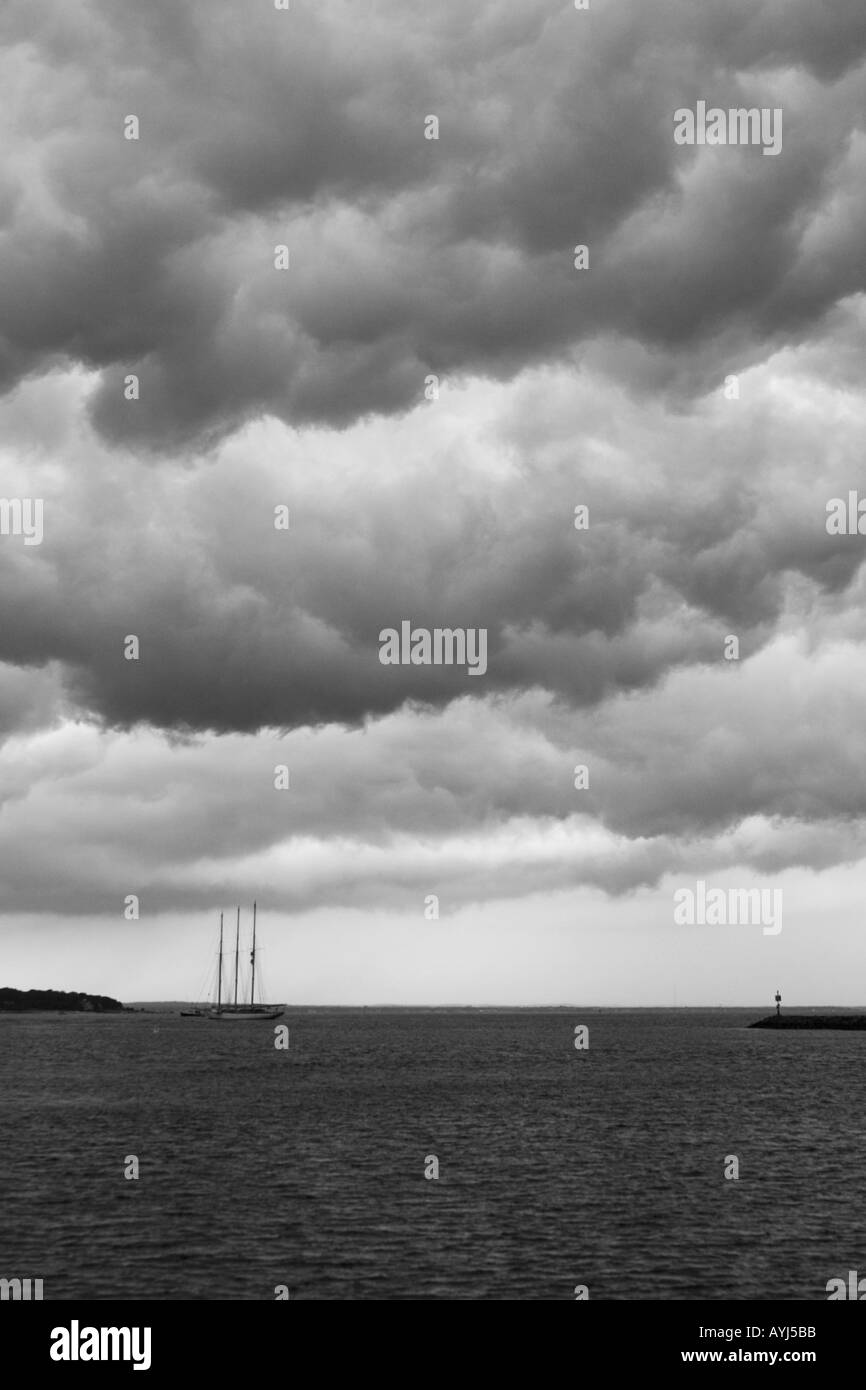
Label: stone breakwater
xmin=750 ymin=1015 xmax=866 ymax=1030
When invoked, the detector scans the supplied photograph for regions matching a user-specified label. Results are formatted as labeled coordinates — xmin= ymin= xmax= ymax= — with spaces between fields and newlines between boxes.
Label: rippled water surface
xmin=2 ymin=1008 xmax=865 ymax=1300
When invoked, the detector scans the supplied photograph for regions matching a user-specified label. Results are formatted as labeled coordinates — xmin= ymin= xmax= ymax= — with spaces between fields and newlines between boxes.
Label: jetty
xmin=750 ymin=988 xmax=866 ymax=1029
xmin=751 ymin=1015 xmax=866 ymax=1030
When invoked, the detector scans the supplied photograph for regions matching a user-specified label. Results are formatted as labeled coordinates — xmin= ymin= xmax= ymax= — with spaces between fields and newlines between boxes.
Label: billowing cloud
xmin=2 ymin=333 xmax=866 ymax=737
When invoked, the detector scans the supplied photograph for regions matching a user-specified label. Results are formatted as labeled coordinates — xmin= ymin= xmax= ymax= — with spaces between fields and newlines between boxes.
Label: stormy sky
xmin=1 ymin=0 xmax=865 ymax=1003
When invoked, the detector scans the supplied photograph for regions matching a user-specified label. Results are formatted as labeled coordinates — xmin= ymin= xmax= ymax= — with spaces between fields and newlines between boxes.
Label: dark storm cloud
xmin=1 ymin=347 xmax=864 ymax=740
xmin=0 ymin=0 xmax=864 ymax=445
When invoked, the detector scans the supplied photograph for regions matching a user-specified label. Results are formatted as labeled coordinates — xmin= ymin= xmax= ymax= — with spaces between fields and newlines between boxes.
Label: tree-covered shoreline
xmin=0 ymin=987 xmax=125 ymax=1012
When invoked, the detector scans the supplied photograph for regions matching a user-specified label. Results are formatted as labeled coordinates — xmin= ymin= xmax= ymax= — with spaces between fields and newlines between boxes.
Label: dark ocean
xmin=2 ymin=1008 xmax=864 ymax=1300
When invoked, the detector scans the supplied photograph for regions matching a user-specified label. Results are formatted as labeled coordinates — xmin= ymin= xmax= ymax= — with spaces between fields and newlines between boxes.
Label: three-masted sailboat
xmin=207 ymin=902 xmax=284 ymax=1021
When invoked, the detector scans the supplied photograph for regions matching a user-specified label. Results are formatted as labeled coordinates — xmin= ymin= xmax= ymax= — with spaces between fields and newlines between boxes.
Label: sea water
xmin=1 ymin=1008 xmax=864 ymax=1300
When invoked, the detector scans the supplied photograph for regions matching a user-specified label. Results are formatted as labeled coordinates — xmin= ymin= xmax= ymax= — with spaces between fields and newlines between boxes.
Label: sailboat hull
xmin=207 ymin=1006 xmax=284 ymax=1021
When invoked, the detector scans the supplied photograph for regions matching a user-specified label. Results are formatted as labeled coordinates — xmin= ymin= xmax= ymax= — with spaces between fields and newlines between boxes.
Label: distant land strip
xmin=0 ymin=987 xmax=125 ymax=1012
xmin=750 ymin=1014 xmax=866 ymax=1030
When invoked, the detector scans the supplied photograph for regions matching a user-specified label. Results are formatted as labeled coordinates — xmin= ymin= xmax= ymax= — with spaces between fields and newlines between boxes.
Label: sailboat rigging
xmin=207 ymin=902 xmax=284 ymax=1021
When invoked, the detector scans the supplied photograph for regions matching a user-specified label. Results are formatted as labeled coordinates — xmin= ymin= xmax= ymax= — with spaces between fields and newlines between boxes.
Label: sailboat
xmin=207 ymin=903 xmax=284 ymax=1021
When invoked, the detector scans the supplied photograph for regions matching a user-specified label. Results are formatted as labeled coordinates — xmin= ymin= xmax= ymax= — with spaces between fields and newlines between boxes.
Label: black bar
xmin=4 ymin=1299 xmax=860 ymax=1378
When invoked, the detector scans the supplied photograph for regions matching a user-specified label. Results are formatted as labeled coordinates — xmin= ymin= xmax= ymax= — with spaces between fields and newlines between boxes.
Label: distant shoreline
xmin=5 ymin=997 xmax=866 ymax=1016
xmin=127 ymin=1002 xmax=866 ymax=1012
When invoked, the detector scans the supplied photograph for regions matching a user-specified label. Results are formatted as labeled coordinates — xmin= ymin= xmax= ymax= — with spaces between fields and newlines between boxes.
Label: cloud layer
xmin=2 ymin=1 xmax=866 ymax=1003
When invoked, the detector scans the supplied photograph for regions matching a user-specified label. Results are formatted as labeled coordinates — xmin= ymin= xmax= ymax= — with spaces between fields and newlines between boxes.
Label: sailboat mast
xmin=234 ymin=907 xmax=240 ymax=1006
xmin=250 ymin=901 xmax=257 ymax=1006
xmin=217 ymin=912 xmax=223 ymax=1010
